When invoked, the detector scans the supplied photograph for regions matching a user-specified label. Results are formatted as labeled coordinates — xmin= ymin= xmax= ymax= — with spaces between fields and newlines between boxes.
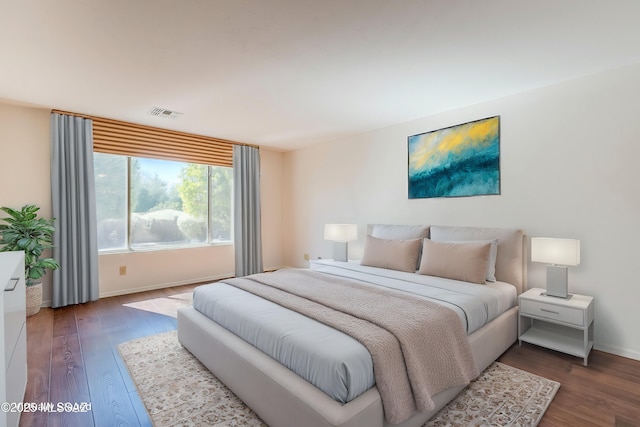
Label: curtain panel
xmin=233 ymin=145 xmax=263 ymax=277
xmin=50 ymin=113 xmax=100 ymax=307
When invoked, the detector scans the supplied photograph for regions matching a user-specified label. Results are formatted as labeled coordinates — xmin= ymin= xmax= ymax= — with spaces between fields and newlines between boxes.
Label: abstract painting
xmin=408 ymin=116 xmax=500 ymax=199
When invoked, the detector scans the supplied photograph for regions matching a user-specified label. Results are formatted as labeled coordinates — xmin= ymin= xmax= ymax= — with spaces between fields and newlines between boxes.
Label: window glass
xmin=94 ymin=154 xmax=232 ymax=251
xmin=130 ymin=158 xmax=206 ymax=247
xmin=94 ymin=153 xmax=128 ymax=250
xmin=210 ymin=166 xmax=233 ymax=242
xmin=176 ymin=163 xmax=209 ymax=244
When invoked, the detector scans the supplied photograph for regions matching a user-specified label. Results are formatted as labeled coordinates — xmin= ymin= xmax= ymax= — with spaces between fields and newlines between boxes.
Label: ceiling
xmin=2 ymin=0 xmax=640 ymax=151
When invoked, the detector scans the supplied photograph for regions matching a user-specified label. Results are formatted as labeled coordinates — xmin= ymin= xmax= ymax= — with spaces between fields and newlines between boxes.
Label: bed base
xmin=177 ymin=305 xmax=518 ymax=427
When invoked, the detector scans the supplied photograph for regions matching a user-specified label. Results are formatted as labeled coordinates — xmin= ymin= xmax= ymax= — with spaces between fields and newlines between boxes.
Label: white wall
xmin=0 ymin=102 xmax=54 ymax=303
xmin=282 ymin=63 xmax=640 ymax=360
xmin=259 ymin=148 xmax=284 ymax=271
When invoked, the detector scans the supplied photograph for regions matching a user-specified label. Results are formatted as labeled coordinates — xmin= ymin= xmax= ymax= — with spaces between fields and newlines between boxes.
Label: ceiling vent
xmin=148 ymin=107 xmax=183 ymax=119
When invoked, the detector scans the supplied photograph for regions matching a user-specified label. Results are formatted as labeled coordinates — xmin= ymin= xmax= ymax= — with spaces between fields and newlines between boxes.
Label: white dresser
xmin=0 ymin=252 xmax=27 ymax=427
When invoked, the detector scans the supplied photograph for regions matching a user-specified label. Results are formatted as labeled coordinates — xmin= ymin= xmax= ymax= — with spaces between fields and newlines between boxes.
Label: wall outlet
xmin=119 ymin=265 xmax=127 ymax=275
xmin=303 ymin=253 xmax=310 ymax=261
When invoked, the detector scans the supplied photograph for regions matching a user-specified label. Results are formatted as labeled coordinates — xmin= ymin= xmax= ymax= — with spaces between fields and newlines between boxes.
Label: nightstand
xmin=518 ymin=287 xmax=594 ymax=366
xmin=309 ymin=259 xmax=329 ymax=269
xmin=309 ymin=259 xmax=358 ymax=271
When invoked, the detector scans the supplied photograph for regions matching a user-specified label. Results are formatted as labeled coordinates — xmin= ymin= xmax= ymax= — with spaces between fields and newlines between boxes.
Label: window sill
xmin=98 ymin=241 xmax=233 ymax=255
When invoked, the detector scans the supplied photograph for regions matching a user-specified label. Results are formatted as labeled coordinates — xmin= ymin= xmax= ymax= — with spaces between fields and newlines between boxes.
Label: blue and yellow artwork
xmin=408 ymin=116 xmax=500 ymax=199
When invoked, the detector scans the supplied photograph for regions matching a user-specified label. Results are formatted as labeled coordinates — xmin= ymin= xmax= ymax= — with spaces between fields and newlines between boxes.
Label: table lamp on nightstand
xmin=324 ymin=224 xmax=357 ymax=262
xmin=531 ymin=237 xmax=580 ymax=299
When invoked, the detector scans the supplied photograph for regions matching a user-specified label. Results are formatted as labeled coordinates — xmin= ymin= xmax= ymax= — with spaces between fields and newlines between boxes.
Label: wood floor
xmin=18 ymin=284 xmax=640 ymax=427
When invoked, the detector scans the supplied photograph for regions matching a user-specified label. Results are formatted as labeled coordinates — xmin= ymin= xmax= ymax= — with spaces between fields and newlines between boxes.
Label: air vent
xmin=148 ymin=107 xmax=183 ymax=119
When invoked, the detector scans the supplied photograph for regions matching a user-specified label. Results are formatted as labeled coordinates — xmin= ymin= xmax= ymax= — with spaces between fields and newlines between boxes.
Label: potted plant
xmin=0 ymin=204 xmax=61 ymax=316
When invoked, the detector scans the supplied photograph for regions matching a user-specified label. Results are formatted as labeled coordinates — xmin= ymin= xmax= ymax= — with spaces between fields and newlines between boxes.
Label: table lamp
xmin=324 ymin=224 xmax=357 ymax=262
xmin=531 ymin=237 xmax=580 ymax=298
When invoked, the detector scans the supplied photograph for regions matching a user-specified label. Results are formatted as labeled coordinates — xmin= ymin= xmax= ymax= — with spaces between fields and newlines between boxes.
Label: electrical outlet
xmin=119 ymin=265 xmax=127 ymax=275
xmin=303 ymin=253 xmax=310 ymax=261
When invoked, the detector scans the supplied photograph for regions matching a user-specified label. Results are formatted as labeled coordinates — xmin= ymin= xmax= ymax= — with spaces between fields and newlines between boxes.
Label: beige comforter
xmin=224 ymin=268 xmax=478 ymax=424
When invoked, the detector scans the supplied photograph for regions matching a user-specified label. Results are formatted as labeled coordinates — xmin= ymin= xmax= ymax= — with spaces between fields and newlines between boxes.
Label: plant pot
xmin=26 ymin=283 xmax=43 ymax=317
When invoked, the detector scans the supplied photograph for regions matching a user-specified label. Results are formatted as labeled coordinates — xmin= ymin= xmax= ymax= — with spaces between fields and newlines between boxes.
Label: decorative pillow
xmin=360 ymin=236 xmax=422 ymax=273
xmin=432 ymin=238 xmax=498 ymax=282
xmin=370 ymin=224 xmax=430 ymax=269
xmin=418 ymin=239 xmax=491 ymax=284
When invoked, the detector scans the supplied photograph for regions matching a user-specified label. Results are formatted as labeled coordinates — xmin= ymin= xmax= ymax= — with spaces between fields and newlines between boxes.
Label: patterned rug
xmin=118 ymin=331 xmax=559 ymax=427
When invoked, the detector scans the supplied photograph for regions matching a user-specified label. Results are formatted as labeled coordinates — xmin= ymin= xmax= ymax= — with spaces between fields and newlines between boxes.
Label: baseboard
xmin=98 ymin=273 xmax=233 ymax=299
xmin=594 ymin=343 xmax=640 ymax=362
xmin=39 ymin=274 xmax=231 ymax=307
xmin=40 ymin=268 xmax=285 ymax=308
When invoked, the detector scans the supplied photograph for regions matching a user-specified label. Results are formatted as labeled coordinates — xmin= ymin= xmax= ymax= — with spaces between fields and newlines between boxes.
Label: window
xmin=94 ymin=153 xmax=233 ymax=251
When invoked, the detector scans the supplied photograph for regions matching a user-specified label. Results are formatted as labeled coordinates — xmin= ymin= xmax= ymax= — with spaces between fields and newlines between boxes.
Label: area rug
xmin=118 ymin=331 xmax=559 ymax=427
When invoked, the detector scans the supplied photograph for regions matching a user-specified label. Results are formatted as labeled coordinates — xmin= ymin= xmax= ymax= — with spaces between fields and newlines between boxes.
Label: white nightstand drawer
xmin=520 ymin=299 xmax=584 ymax=326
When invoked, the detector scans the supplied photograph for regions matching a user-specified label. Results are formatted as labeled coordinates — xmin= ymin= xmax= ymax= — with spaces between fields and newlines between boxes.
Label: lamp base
xmin=333 ymin=242 xmax=348 ymax=262
xmin=545 ymin=265 xmax=569 ymax=298
xmin=541 ymin=292 xmax=573 ymax=300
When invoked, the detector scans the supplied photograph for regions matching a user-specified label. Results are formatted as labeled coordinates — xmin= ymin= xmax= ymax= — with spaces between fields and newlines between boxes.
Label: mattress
xmin=192 ymin=262 xmax=517 ymax=405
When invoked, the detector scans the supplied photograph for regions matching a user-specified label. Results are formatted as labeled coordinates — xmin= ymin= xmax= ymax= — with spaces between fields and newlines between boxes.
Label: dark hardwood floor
xmin=20 ymin=284 xmax=198 ymax=427
xmin=19 ymin=284 xmax=640 ymax=427
xmin=498 ymin=342 xmax=640 ymax=426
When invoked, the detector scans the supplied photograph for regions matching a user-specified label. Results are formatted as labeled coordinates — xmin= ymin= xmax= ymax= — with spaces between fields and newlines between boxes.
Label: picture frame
xmin=408 ymin=116 xmax=500 ymax=199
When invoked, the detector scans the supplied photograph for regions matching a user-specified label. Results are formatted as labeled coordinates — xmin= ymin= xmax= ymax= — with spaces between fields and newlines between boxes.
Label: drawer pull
xmin=540 ymin=308 xmax=560 ymax=315
xmin=5 ymin=277 xmax=19 ymax=292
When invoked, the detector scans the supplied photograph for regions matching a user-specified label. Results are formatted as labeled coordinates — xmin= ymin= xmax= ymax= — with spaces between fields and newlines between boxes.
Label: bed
xmin=177 ymin=225 xmax=525 ymax=427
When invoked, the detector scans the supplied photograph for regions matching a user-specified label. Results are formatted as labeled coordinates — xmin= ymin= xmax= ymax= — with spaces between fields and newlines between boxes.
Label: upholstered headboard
xmin=367 ymin=224 xmax=526 ymax=294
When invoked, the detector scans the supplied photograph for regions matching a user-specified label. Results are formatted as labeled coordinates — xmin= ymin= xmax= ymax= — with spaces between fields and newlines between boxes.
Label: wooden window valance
xmin=52 ymin=110 xmax=257 ymax=167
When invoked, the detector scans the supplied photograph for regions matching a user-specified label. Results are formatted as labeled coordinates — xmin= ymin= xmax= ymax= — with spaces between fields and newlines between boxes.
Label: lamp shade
xmin=531 ymin=237 xmax=580 ymax=266
xmin=324 ymin=224 xmax=357 ymax=242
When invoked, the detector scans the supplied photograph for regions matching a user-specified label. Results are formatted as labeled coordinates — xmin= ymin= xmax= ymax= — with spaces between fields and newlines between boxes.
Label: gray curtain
xmin=50 ymin=113 xmax=99 ymax=307
xmin=233 ymin=145 xmax=263 ymax=277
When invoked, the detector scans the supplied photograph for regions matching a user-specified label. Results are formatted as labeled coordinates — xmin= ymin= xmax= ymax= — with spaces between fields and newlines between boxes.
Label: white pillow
xmin=360 ymin=236 xmax=422 ymax=273
xmin=418 ymin=239 xmax=491 ymax=285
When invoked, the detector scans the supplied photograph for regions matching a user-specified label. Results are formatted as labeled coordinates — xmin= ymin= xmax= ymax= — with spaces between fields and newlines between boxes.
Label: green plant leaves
xmin=0 ymin=204 xmax=60 ymax=286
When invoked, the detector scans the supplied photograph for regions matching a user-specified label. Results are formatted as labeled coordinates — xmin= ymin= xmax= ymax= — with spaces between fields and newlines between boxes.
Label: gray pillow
xmin=370 ymin=224 xmax=430 ymax=240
